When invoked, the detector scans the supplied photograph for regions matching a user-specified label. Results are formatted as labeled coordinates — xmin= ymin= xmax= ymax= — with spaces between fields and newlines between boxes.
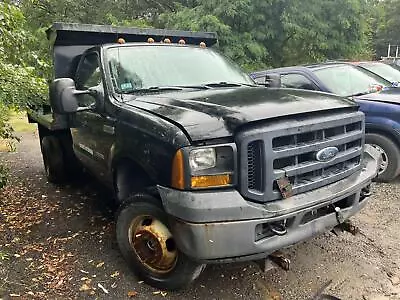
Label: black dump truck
xmin=28 ymin=23 xmax=380 ymax=290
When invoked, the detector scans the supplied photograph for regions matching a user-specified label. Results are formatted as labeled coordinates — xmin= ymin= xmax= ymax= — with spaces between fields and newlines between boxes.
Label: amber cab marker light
xmin=191 ymin=174 xmax=232 ymax=189
xmin=171 ymin=150 xmax=185 ymax=189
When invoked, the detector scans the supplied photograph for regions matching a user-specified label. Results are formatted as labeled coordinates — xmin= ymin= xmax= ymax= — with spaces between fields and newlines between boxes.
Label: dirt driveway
xmin=0 ymin=132 xmax=399 ymax=300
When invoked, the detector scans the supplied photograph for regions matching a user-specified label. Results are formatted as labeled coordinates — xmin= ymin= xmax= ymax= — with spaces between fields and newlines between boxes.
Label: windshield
xmin=106 ymin=45 xmax=254 ymax=93
xmin=360 ymin=62 xmax=400 ymax=83
xmin=313 ymin=64 xmax=390 ymax=97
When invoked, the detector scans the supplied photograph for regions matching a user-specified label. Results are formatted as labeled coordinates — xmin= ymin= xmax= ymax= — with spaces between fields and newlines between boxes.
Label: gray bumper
xmin=158 ymin=145 xmax=380 ymax=262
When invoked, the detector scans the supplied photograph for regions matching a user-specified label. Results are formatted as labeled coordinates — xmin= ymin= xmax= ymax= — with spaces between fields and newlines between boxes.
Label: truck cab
xmin=29 ymin=23 xmax=380 ymax=290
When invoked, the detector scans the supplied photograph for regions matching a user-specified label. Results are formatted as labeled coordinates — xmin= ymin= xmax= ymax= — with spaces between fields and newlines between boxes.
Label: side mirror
xmin=50 ymin=78 xmax=93 ymax=114
xmin=265 ymin=74 xmax=281 ymax=88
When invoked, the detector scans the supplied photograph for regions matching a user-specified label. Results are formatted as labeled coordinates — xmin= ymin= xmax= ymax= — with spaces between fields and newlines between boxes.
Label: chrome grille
xmin=238 ymin=111 xmax=364 ymax=203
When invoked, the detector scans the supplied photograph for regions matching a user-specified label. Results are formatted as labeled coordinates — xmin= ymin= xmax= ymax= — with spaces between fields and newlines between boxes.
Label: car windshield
xmin=360 ymin=62 xmax=400 ymax=83
xmin=106 ymin=45 xmax=254 ymax=93
xmin=313 ymin=64 xmax=390 ymax=97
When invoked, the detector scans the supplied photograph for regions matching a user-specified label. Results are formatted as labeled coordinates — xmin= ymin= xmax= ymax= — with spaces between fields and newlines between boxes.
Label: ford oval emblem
xmin=315 ymin=146 xmax=339 ymax=162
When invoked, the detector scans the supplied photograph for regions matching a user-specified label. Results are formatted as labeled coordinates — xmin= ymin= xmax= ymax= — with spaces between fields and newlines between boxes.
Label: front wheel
xmin=116 ymin=194 xmax=205 ymax=290
xmin=366 ymin=133 xmax=400 ymax=182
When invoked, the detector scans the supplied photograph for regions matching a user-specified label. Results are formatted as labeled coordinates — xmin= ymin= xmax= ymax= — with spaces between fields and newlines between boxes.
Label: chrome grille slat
xmin=273 ymin=131 xmax=363 ymax=158
xmin=272 ymin=163 xmax=361 ymax=197
xmin=273 ymin=147 xmax=362 ymax=179
xmin=237 ymin=111 xmax=365 ymax=203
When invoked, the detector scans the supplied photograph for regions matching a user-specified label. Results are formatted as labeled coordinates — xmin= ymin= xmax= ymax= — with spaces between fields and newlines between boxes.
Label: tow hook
xmin=360 ymin=184 xmax=372 ymax=200
xmin=268 ymin=220 xmax=287 ymax=236
xmin=254 ymin=250 xmax=291 ymax=272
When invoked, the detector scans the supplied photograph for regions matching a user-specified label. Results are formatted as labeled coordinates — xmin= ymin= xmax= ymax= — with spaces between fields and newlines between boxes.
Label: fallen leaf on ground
xmin=110 ymin=271 xmax=119 ymax=278
xmin=98 ymin=283 xmax=109 ymax=294
xmin=96 ymin=261 xmax=104 ymax=268
xmin=79 ymin=283 xmax=91 ymax=292
xmin=128 ymin=290 xmax=138 ymax=297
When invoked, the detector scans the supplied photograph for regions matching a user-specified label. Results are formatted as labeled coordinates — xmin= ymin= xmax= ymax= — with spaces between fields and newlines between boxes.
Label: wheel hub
xmin=370 ymin=144 xmax=389 ymax=175
xmin=129 ymin=216 xmax=177 ymax=274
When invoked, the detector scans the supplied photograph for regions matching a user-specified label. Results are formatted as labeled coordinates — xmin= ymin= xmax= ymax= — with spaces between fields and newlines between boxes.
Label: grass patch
xmin=0 ymin=112 xmax=36 ymax=152
xmin=8 ymin=111 xmax=36 ymax=133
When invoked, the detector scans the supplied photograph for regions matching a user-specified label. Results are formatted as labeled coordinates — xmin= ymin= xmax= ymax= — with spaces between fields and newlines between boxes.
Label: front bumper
xmin=158 ymin=145 xmax=380 ymax=262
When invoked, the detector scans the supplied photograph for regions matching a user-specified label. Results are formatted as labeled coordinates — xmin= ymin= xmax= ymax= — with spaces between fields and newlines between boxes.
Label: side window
xmin=254 ymin=76 xmax=266 ymax=84
xmin=76 ymin=53 xmax=101 ymax=90
xmin=281 ymin=74 xmax=317 ymax=90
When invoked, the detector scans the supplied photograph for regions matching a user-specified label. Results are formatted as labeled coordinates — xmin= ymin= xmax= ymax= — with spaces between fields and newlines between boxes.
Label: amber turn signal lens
xmin=171 ymin=149 xmax=185 ymax=189
xmin=191 ymin=174 xmax=232 ymax=188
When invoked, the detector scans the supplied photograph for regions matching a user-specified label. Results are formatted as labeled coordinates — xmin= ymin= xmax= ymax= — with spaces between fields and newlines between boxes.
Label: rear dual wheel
xmin=116 ymin=194 xmax=205 ymax=290
xmin=41 ymin=136 xmax=66 ymax=183
xmin=40 ymin=134 xmax=82 ymax=183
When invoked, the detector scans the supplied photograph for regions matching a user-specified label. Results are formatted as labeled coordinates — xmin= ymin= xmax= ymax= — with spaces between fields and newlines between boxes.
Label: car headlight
xmin=171 ymin=144 xmax=236 ymax=190
xmin=189 ymin=148 xmax=216 ymax=171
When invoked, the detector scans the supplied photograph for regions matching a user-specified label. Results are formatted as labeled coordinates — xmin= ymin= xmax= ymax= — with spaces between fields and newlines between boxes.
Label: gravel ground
xmin=0 ymin=132 xmax=399 ymax=300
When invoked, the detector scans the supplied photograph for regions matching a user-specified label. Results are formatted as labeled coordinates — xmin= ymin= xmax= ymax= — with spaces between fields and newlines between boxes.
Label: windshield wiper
xmin=204 ymin=82 xmax=256 ymax=88
xmin=122 ymin=86 xmax=184 ymax=94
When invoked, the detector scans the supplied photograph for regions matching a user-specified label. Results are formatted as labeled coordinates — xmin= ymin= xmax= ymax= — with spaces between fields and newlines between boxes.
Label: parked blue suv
xmin=251 ymin=62 xmax=400 ymax=182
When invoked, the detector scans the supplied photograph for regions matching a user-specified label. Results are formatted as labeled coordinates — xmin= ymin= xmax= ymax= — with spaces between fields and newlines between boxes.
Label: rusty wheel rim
xmin=128 ymin=215 xmax=177 ymax=274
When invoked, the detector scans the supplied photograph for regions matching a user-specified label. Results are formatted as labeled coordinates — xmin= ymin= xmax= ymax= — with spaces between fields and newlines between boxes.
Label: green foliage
xmin=0 ymin=2 xmax=47 ymax=112
xmin=373 ymin=0 xmax=400 ymax=58
xmin=158 ymin=0 xmax=373 ymax=69
xmin=0 ymin=3 xmax=47 ymax=188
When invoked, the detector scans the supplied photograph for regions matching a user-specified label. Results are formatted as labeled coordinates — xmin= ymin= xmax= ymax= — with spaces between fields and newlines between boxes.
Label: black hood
xmin=123 ymin=87 xmax=356 ymax=141
xmin=354 ymin=88 xmax=400 ymax=105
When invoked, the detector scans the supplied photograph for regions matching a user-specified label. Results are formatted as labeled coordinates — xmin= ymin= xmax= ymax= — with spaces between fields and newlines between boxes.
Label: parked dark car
xmin=352 ymin=61 xmax=400 ymax=86
xmin=251 ymin=62 xmax=400 ymax=182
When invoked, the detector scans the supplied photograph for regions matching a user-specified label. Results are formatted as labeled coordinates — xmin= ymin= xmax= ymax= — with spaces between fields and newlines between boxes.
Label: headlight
xmin=189 ymin=148 xmax=216 ymax=171
xmin=171 ymin=144 xmax=236 ymax=190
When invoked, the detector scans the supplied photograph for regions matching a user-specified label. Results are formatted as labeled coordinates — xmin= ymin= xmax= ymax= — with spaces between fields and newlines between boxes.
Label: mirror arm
xmin=73 ymin=89 xmax=93 ymax=96
xmin=76 ymin=106 xmax=92 ymax=112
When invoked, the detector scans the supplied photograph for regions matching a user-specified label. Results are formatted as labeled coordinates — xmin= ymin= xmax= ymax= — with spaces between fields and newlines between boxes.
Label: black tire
xmin=58 ymin=135 xmax=83 ymax=179
xmin=116 ymin=194 xmax=205 ymax=290
xmin=366 ymin=133 xmax=400 ymax=182
xmin=41 ymin=136 xmax=66 ymax=183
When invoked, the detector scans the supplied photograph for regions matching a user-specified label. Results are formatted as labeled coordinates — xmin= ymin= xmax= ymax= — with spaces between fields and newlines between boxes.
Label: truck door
xmin=71 ymin=52 xmax=115 ymax=182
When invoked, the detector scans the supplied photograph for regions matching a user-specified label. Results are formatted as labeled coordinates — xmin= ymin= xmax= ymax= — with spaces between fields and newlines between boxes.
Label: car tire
xmin=116 ymin=193 xmax=205 ymax=290
xmin=58 ymin=135 xmax=83 ymax=179
xmin=366 ymin=133 xmax=400 ymax=182
xmin=41 ymin=135 xmax=66 ymax=183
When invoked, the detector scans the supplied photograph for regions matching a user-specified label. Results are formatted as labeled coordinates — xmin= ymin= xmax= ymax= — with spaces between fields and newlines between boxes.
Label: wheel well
xmin=38 ymin=125 xmax=72 ymax=142
xmin=113 ymin=159 xmax=155 ymax=202
xmin=365 ymin=128 xmax=400 ymax=149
